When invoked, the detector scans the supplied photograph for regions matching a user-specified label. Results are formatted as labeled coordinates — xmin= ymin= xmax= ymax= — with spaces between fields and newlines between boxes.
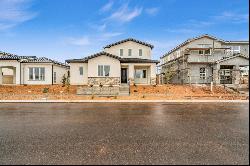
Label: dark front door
xmin=121 ymin=68 xmax=127 ymax=83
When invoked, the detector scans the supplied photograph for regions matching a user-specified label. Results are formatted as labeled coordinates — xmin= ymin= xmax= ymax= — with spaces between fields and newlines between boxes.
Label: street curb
xmin=0 ymin=100 xmax=249 ymax=103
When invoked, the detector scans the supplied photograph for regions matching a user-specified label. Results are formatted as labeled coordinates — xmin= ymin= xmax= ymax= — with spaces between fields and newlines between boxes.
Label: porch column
xmin=128 ymin=64 xmax=134 ymax=85
xmin=232 ymin=65 xmax=240 ymax=85
xmin=213 ymin=64 xmax=220 ymax=85
xmin=150 ymin=63 xmax=156 ymax=85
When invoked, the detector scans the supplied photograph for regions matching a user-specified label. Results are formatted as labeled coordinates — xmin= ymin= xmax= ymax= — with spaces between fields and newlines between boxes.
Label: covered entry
xmin=0 ymin=66 xmax=17 ymax=85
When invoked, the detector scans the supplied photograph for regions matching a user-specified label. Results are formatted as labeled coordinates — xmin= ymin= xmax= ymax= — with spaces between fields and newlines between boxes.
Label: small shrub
xmin=134 ymin=89 xmax=138 ymax=92
xmin=153 ymin=84 xmax=157 ymax=87
xmin=99 ymin=83 xmax=103 ymax=88
xmin=43 ymin=88 xmax=49 ymax=93
xmin=133 ymin=83 xmax=137 ymax=87
xmin=142 ymin=95 xmax=145 ymax=98
xmin=91 ymin=95 xmax=94 ymax=99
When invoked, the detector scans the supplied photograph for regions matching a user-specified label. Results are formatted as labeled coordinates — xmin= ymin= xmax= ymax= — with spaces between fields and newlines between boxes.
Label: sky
xmin=0 ymin=0 xmax=249 ymax=62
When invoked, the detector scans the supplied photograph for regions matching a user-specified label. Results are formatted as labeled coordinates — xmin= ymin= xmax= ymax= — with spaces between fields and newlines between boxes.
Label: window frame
xmin=120 ymin=49 xmax=123 ymax=56
xmin=139 ymin=49 xmax=142 ymax=56
xmin=28 ymin=67 xmax=45 ymax=81
xmin=53 ymin=71 xmax=56 ymax=83
xmin=79 ymin=66 xmax=83 ymax=76
xmin=200 ymin=67 xmax=206 ymax=80
xmin=98 ymin=65 xmax=110 ymax=77
xmin=128 ymin=49 xmax=132 ymax=56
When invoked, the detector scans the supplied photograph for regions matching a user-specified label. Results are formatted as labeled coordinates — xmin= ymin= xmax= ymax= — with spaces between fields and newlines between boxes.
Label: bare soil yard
xmin=0 ymin=84 xmax=246 ymax=100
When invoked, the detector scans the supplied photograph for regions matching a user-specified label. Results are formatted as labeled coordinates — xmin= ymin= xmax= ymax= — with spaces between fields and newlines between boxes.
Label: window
xmin=53 ymin=72 xmax=56 ymax=83
xmin=200 ymin=67 xmax=206 ymax=80
xmin=79 ymin=67 xmax=83 ymax=75
xmin=120 ymin=49 xmax=123 ymax=56
xmin=199 ymin=49 xmax=211 ymax=55
xmin=28 ymin=67 xmax=45 ymax=81
xmin=128 ymin=49 xmax=132 ymax=56
xmin=98 ymin=65 xmax=110 ymax=77
xmin=231 ymin=46 xmax=240 ymax=53
xmin=139 ymin=49 xmax=142 ymax=56
xmin=135 ymin=69 xmax=147 ymax=78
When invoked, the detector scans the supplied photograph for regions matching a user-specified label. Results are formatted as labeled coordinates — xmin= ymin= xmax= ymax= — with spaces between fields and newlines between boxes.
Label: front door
xmin=121 ymin=68 xmax=127 ymax=83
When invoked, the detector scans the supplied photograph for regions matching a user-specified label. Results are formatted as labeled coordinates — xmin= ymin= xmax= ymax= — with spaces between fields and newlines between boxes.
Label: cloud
xmin=66 ymin=36 xmax=90 ymax=46
xmin=213 ymin=11 xmax=249 ymax=23
xmin=145 ymin=7 xmax=159 ymax=16
xmin=105 ymin=4 xmax=142 ymax=23
xmin=0 ymin=0 xmax=38 ymax=30
xmin=165 ymin=28 xmax=197 ymax=34
xmin=100 ymin=1 xmax=114 ymax=13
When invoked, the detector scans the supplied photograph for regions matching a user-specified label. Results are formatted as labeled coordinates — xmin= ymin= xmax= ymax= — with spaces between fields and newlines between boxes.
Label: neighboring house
xmin=159 ymin=34 xmax=249 ymax=85
xmin=0 ymin=51 xmax=69 ymax=85
xmin=66 ymin=38 xmax=159 ymax=86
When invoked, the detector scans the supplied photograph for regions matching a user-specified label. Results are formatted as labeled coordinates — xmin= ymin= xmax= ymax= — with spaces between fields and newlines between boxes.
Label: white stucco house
xmin=0 ymin=51 xmax=69 ymax=85
xmin=66 ymin=38 xmax=160 ymax=86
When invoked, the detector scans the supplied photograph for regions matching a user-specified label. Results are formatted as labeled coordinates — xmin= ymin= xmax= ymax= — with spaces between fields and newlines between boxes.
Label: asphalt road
xmin=0 ymin=102 xmax=249 ymax=165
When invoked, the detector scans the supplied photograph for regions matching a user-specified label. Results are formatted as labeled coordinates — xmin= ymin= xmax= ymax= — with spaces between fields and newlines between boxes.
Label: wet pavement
xmin=0 ymin=102 xmax=249 ymax=165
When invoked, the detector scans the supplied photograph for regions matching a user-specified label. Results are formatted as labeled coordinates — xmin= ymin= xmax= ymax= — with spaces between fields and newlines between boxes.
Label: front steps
xmin=119 ymin=84 xmax=130 ymax=96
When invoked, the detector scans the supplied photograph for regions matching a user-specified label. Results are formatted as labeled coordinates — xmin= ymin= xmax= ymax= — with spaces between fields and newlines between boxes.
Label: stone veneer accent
xmin=77 ymin=86 xmax=120 ymax=95
xmin=150 ymin=77 xmax=156 ymax=85
xmin=88 ymin=77 xmax=120 ymax=85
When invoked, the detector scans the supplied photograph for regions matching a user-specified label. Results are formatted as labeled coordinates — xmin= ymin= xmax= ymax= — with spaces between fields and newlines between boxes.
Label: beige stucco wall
xmin=104 ymin=41 xmax=152 ymax=59
xmin=53 ymin=65 xmax=69 ymax=84
xmin=88 ymin=55 xmax=121 ymax=77
xmin=0 ymin=60 xmax=20 ymax=84
xmin=69 ymin=63 xmax=88 ymax=85
xmin=21 ymin=63 xmax=53 ymax=85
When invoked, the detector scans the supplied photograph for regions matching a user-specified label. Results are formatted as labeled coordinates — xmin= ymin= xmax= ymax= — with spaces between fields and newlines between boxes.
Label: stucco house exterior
xmin=159 ymin=34 xmax=249 ymax=86
xmin=66 ymin=38 xmax=159 ymax=86
xmin=0 ymin=51 xmax=69 ymax=85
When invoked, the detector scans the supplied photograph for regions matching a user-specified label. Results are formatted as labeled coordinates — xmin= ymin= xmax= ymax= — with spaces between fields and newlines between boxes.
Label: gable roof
xmin=66 ymin=51 xmax=159 ymax=64
xmin=66 ymin=51 xmax=121 ymax=63
xmin=215 ymin=53 xmax=249 ymax=64
xmin=103 ymin=38 xmax=154 ymax=49
xmin=160 ymin=34 xmax=226 ymax=59
xmin=0 ymin=51 xmax=68 ymax=68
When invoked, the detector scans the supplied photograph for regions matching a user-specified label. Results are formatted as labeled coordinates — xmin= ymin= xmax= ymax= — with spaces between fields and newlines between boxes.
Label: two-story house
xmin=159 ymin=34 xmax=249 ymax=85
xmin=66 ymin=38 xmax=159 ymax=86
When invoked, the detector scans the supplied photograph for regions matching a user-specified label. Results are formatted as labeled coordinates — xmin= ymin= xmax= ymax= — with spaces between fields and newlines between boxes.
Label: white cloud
xmin=100 ymin=1 xmax=114 ymax=13
xmin=101 ymin=32 xmax=123 ymax=38
xmin=145 ymin=7 xmax=159 ymax=16
xmin=0 ymin=0 xmax=37 ymax=30
xmin=214 ymin=11 xmax=249 ymax=23
xmin=66 ymin=36 xmax=90 ymax=46
xmin=105 ymin=4 xmax=142 ymax=23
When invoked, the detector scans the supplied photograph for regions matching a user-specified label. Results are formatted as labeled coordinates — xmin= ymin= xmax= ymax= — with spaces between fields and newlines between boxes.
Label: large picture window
xmin=98 ymin=65 xmax=110 ymax=77
xmin=29 ymin=67 xmax=45 ymax=81
xmin=135 ymin=69 xmax=147 ymax=78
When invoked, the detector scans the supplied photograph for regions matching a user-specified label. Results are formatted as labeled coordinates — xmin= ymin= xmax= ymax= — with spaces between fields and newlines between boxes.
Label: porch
xmin=121 ymin=63 xmax=156 ymax=85
xmin=0 ymin=66 xmax=18 ymax=85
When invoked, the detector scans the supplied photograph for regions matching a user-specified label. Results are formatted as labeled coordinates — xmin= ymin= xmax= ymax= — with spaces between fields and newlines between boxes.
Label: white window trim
xmin=98 ymin=65 xmax=110 ymax=77
xmin=29 ymin=67 xmax=45 ymax=81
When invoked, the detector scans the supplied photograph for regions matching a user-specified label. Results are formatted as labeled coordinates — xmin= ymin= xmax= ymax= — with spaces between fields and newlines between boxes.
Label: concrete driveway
xmin=0 ymin=102 xmax=249 ymax=165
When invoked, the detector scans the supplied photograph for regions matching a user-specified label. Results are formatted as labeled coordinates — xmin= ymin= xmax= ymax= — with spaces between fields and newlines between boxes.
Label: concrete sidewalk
xmin=0 ymin=99 xmax=249 ymax=103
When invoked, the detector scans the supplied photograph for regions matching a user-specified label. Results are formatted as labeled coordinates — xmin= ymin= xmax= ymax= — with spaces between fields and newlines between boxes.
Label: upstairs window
xmin=120 ymin=49 xmax=123 ymax=56
xmin=79 ymin=67 xmax=83 ymax=75
xmin=128 ymin=49 xmax=132 ymax=56
xmin=231 ymin=46 xmax=240 ymax=53
xmin=199 ymin=49 xmax=211 ymax=55
xmin=139 ymin=49 xmax=142 ymax=56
